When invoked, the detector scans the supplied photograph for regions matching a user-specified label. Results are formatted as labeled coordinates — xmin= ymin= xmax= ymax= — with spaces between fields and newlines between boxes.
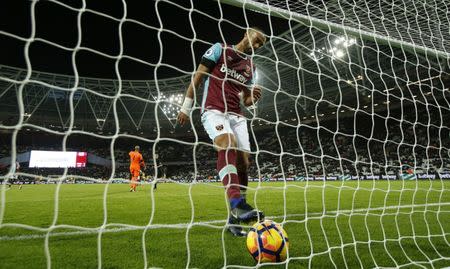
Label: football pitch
xmin=1 ymin=181 xmax=449 ymax=268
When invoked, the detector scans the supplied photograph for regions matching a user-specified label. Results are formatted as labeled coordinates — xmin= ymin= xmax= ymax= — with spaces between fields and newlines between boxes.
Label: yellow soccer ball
xmin=246 ymin=219 xmax=289 ymax=263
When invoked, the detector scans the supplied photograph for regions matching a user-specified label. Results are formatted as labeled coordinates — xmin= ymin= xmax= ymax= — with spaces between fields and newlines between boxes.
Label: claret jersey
xmin=200 ymin=43 xmax=256 ymax=115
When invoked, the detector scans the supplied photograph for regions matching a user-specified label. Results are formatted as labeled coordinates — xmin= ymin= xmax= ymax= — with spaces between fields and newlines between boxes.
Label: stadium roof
xmin=0 ymin=0 xmax=449 ymax=138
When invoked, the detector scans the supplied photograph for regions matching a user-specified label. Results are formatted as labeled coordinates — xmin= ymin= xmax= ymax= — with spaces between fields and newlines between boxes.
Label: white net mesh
xmin=227 ymin=0 xmax=450 ymax=57
xmin=0 ymin=0 xmax=449 ymax=268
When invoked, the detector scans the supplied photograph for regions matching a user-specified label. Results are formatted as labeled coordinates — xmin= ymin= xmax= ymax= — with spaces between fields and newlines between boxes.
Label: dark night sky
xmin=0 ymin=0 xmax=290 ymax=80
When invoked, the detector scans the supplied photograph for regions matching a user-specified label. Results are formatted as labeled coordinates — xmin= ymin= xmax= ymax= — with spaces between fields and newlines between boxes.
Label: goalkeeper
xmin=129 ymin=146 xmax=145 ymax=192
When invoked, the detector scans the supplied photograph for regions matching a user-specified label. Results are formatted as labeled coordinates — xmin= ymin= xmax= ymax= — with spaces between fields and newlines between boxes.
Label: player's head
xmin=243 ymin=27 xmax=266 ymax=54
xmin=134 ymin=145 xmax=140 ymax=151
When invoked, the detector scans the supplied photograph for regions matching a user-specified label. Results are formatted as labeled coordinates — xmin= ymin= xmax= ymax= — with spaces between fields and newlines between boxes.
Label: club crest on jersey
xmin=216 ymin=124 xmax=224 ymax=131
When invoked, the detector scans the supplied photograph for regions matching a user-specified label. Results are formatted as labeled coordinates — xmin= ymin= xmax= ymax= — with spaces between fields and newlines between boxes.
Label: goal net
xmin=0 ymin=0 xmax=449 ymax=268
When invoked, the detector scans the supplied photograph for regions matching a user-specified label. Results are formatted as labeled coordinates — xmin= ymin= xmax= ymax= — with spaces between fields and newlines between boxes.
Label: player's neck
xmin=233 ymin=43 xmax=248 ymax=59
xmin=234 ymin=42 xmax=245 ymax=54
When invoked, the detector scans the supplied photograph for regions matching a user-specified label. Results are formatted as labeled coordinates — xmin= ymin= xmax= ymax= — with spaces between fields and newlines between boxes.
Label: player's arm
xmin=177 ymin=43 xmax=222 ymax=126
xmin=177 ymin=65 xmax=210 ymax=126
xmin=242 ymin=85 xmax=262 ymax=107
xmin=242 ymin=67 xmax=262 ymax=107
xmin=182 ymin=64 xmax=211 ymax=107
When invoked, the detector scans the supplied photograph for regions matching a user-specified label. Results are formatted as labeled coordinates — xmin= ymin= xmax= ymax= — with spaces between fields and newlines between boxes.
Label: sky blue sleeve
xmin=202 ymin=43 xmax=222 ymax=63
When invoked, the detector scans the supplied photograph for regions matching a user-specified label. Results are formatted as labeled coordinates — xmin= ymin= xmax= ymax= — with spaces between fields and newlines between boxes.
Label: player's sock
xmin=217 ymin=149 xmax=240 ymax=207
xmin=131 ymin=177 xmax=137 ymax=192
xmin=238 ymin=171 xmax=248 ymax=201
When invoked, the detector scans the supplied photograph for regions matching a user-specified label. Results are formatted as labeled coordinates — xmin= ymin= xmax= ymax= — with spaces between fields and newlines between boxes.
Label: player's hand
xmin=251 ymin=85 xmax=262 ymax=102
xmin=177 ymin=111 xmax=190 ymax=126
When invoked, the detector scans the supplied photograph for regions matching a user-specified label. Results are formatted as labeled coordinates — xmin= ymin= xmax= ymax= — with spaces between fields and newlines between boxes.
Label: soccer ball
xmin=246 ymin=219 xmax=289 ymax=263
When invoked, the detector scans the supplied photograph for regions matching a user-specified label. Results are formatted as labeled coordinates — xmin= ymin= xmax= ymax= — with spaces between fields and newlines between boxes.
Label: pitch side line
xmin=1 ymin=202 xmax=449 ymax=241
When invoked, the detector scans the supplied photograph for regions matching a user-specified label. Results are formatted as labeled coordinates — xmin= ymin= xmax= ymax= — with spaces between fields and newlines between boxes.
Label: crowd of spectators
xmin=1 ymin=116 xmax=449 ymax=183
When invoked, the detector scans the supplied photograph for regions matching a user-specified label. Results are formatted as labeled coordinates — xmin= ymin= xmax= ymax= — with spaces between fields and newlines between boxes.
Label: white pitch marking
xmin=0 ymin=202 xmax=449 ymax=241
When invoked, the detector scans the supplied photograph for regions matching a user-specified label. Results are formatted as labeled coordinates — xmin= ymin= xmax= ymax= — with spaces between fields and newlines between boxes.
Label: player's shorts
xmin=130 ymin=166 xmax=140 ymax=178
xmin=201 ymin=109 xmax=250 ymax=151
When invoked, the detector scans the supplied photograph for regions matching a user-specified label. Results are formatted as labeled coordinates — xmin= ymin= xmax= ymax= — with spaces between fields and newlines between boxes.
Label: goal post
xmin=221 ymin=0 xmax=450 ymax=60
xmin=0 ymin=0 xmax=449 ymax=268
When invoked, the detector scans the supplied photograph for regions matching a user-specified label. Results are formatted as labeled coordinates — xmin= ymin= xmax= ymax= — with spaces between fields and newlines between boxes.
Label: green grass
xmin=1 ymin=181 xmax=449 ymax=268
